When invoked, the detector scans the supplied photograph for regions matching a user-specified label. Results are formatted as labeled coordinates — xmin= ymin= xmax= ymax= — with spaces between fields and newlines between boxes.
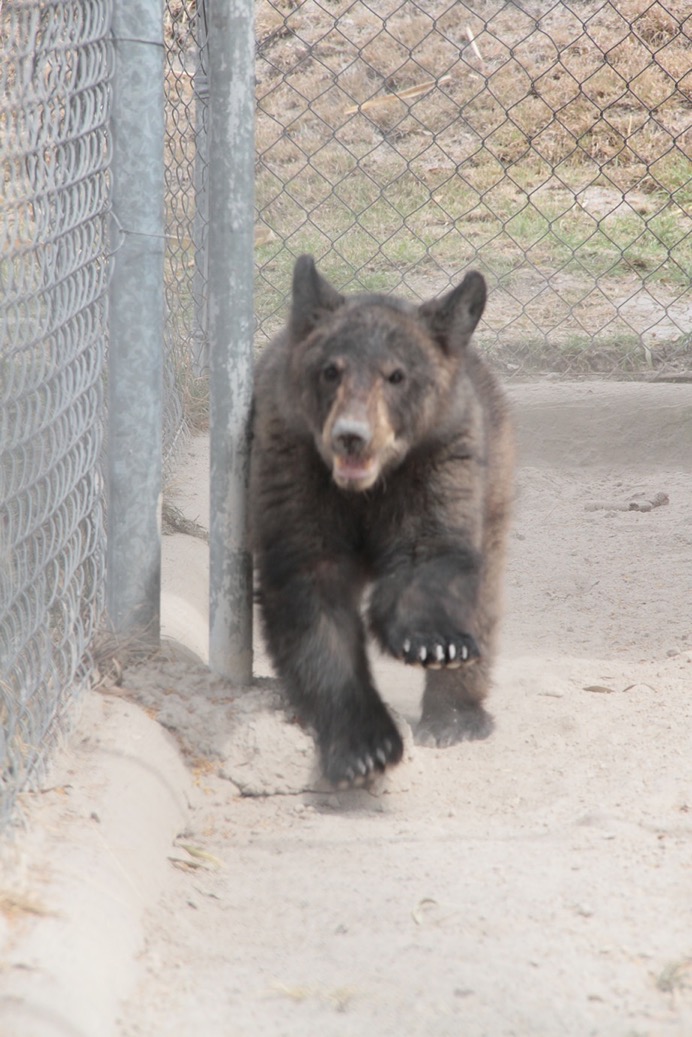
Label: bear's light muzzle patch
xmin=321 ymin=379 xmax=400 ymax=492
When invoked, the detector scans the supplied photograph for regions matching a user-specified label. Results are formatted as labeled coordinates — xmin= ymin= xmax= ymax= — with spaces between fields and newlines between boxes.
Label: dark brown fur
xmin=250 ymin=255 xmax=514 ymax=786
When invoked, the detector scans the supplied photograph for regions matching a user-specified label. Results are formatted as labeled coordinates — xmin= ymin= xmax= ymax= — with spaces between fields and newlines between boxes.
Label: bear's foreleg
xmin=369 ymin=551 xmax=495 ymax=746
xmin=259 ymin=563 xmax=404 ymax=786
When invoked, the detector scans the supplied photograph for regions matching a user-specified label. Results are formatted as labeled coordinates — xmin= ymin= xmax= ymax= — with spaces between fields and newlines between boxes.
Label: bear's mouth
xmin=332 ymin=454 xmax=379 ymax=491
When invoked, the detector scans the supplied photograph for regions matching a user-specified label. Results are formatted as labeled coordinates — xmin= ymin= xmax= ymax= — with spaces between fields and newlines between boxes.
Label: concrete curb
xmin=0 ymin=694 xmax=192 ymax=1037
xmin=509 ymin=382 xmax=692 ymax=470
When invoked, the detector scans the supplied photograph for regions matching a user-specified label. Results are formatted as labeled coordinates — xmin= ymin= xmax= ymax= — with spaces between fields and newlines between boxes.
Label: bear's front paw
xmin=398 ymin=631 xmax=479 ymax=670
xmin=320 ymin=710 xmax=404 ymax=789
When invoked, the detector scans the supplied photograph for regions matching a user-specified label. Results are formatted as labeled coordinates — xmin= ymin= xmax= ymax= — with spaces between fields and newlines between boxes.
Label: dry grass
xmin=255 ymin=0 xmax=689 ymax=182
xmin=0 ymin=890 xmax=55 ymax=920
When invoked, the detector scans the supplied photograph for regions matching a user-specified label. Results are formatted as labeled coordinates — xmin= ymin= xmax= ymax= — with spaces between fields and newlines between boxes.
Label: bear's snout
xmin=323 ymin=385 xmax=400 ymax=491
xmin=327 ymin=412 xmax=380 ymax=491
xmin=331 ymin=416 xmax=371 ymax=457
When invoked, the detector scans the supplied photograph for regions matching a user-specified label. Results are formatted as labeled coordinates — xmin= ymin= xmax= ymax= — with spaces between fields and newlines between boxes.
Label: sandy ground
xmin=1 ymin=382 xmax=691 ymax=1037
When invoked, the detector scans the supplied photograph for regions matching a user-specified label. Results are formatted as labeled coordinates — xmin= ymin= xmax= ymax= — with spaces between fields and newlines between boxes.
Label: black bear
xmin=250 ymin=255 xmax=514 ymax=787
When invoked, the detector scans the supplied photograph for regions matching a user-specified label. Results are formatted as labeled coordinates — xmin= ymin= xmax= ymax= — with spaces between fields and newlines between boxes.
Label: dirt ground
xmin=3 ymin=383 xmax=692 ymax=1037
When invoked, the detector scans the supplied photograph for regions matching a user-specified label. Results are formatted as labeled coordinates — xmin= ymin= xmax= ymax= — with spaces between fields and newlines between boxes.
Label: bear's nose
xmin=332 ymin=416 xmax=371 ymax=456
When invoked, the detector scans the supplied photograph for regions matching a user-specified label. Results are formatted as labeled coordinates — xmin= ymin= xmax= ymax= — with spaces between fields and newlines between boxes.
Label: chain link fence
xmin=0 ymin=0 xmax=112 ymax=828
xmin=165 ymin=0 xmax=689 ymax=384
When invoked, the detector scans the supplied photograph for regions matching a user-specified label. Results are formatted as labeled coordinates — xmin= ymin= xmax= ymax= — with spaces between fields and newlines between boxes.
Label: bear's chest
xmin=329 ymin=458 xmax=437 ymax=560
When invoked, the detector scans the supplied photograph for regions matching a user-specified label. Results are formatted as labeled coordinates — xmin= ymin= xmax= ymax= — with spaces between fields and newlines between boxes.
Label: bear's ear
xmin=290 ymin=254 xmax=344 ymax=341
xmin=418 ymin=271 xmax=486 ymax=354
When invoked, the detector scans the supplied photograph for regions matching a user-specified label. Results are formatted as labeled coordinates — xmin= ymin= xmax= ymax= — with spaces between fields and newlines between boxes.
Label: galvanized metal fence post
xmin=207 ymin=0 xmax=255 ymax=681
xmin=108 ymin=0 xmax=165 ymax=642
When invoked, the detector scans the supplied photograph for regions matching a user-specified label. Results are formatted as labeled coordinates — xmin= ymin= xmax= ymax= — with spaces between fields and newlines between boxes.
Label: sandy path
xmin=114 ymin=384 xmax=691 ymax=1036
xmin=1 ymin=383 xmax=689 ymax=1037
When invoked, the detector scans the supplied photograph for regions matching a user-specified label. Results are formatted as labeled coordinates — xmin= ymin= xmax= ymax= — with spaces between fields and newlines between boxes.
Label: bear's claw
xmin=375 ymin=746 xmax=388 ymax=767
xmin=400 ymin=633 xmax=479 ymax=669
xmin=322 ymin=723 xmax=404 ymax=788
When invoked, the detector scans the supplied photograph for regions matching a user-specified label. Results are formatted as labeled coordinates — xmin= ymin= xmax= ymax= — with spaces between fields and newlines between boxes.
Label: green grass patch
xmin=258 ymin=154 xmax=690 ymax=299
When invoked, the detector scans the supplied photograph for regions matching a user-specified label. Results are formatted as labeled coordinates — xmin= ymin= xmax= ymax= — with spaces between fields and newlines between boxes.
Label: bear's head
xmin=286 ymin=255 xmax=487 ymax=492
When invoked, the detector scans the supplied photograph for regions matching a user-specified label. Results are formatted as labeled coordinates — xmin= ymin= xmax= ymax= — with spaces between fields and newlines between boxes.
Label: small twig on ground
xmin=345 ymin=75 xmax=452 ymax=115
xmin=466 ymin=25 xmax=483 ymax=62
xmin=584 ymin=492 xmax=669 ymax=513
xmin=162 ymin=501 xmax=209 ymax=541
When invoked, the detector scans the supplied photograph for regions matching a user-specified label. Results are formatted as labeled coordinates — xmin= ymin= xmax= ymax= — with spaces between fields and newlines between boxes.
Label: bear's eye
xmin=387 ymin=368 xmax=406 ymax=386
xmin=322 ymin=362 xmax=341 ymax=384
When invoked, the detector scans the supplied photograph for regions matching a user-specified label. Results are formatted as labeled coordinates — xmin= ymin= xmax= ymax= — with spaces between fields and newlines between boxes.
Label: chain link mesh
xmin=254 ymin=0 xmax=690 ymax=376
xmin=163 ymin=0 xmax=689 ymax=382
xmin=0 ymin=0 xmax=112 ymax=827
xmin=163 ymin=0 xmax=209 ymax=431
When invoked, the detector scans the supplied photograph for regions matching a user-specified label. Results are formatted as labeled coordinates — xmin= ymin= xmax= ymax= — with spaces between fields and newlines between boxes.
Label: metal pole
xmin=107 ymin=0 xmax=165 ymax=642
xmin=207 ymin=0 xmax=255 ymax=681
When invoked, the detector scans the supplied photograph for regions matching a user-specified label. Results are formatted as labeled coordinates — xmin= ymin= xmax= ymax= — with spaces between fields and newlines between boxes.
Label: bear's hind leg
xmin=417 ymin=661 xmax=494 ymax=747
